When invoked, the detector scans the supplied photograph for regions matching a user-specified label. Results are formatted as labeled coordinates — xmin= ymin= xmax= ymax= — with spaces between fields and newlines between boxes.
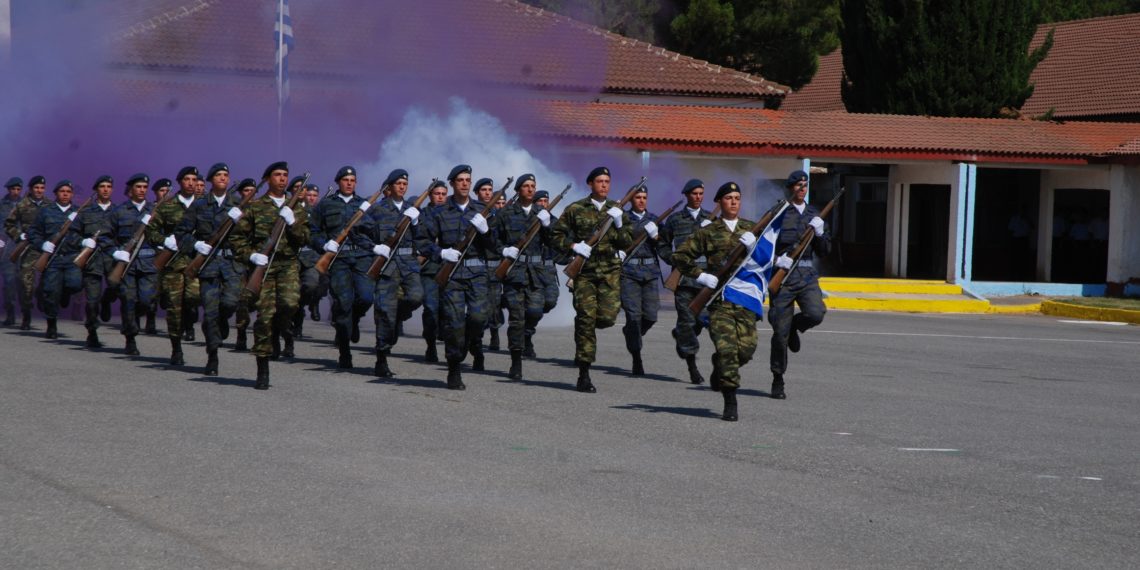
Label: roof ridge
xmin=118 ymin=0 xmax=220 ymax=41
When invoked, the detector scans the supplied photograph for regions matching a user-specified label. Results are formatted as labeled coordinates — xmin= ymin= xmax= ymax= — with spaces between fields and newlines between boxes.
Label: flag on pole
xmin=274 ymin=0 xmax=294 ymax=111
xmin=722 ymin=203 xmax=790 ymax=318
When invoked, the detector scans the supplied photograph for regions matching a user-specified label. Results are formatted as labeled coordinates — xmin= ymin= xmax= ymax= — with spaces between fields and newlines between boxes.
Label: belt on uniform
xmin=395 ymin=247 xmax=414 ymax=256
xmin=626 ymin=257 xmax=656 ymax=265
xmin=462 ymin=258 xmax=485 ymax=267
xmin=339 ymin=243 xmax=358 ymax=251
xmin=518 ymin=255 xmax=544 ymax=264
xmin=542 ymin=260 xmax=555 ymax=266
xmin=137 ymin=248 xmax=156 ymax=258
xmin=215 ymin=248 xmax=235 ymax=259
xmin=795 ymin=259 xmax=813 ymax=269
xmin=693 ymin=256 xmax=707 ymax=265
xmin=299 ymin=246 xmax=313 ymax=253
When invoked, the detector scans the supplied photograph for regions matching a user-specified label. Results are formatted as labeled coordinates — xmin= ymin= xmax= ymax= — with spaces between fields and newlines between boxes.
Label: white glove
xmin=81 ymin=238 xmax=97 ymax=250
xmin=738 ymin=232 xmax=757 ymax=248
xmin=358 ymin=200 xmax=372 ymax=212
xmin=776 ymin=254 xmax=793 ymax=270
xmin=112 ymin=250 xmax=131 ymax=263
xmin=140 ymin=214 xmax=152 ymax=226
xmin=606 ymin=206 xmax=623 ymax=228
xmin=227 ymin=207 xmax=243 ymax=221
xmin=372 ymin=244 xmax=391 ymax=258
xmin=696 ymin=272 xmax=718 ymax=289
xmin=700 ymin=219 xmax=712 ymax=228
xmin=809 ymin=216 xmax=825 ymax=236
xmin=323 ymin=239 xmax=340 ymax=253
xmin=249 ymin=253 xmax=269 ymax=266
xmin=469 ymin=213 xmax=489 ymax=234
xmin=643 ymin=221 xmax=658 ymax=239
xmin=536 ymin=209 xmax=552 ymax=227
xmin=278 ymin=207 xmax=295 ymax=226
xmin=402 ymin=207 xmax=420 ymax=223
xmin=19 ymin=232 xmax=27 ymax=241
xmin=67 ymin=211 xmax=77 ymax=221
xmin=502 ymin=246 xmax=519 ymax=259
xmin=0 ymin=239 xmax=5 ymax=248
xmin=618 ymin=250 xmax=627 ymax=262
xmin=41 ymin=241 xmax=56 ymax=253
xmin=571 ymin=241 xmax=591 ymax=258
xmin=194 ymin=241 xmax=213 ymax=256
xmin=163 ymin=235 xmax=178 ymax=250
xmin=440 ymin=248 xmax=461 ymax=263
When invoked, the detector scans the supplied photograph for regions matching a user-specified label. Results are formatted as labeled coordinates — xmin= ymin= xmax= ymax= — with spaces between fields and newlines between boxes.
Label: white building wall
xmin=1107 ymin=165 xmax=1140 ymax=285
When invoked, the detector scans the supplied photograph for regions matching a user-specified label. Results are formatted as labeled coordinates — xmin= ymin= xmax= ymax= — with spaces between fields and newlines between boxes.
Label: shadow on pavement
xmin=610 ymin=403 xmax=720 ymax=418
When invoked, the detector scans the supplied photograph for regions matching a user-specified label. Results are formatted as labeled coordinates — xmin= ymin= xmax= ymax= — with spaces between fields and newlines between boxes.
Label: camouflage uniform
xmin=550 ymin=197 xmax=632 ymax=363
xmin=178 ymin=192 xmax=245 ymax=351
xmin=483 ymin=207 xmax=505 ymax=351
xmin=4 ymin=195 xmax=48 ymax=323
xmin=620 ymin=210 xmax=661 ymax=358
xmin=309 ymin=192 xmax=374 ymax=353
xmin=769 ymin=203 xmax=830 ymax=377
xmin=656 ymin=207 xmax=716 ymax=359
xmin=29 ymin=203 xmax=83 ymax=320
xmin=109 ymin=199 xmax=157 ymax=339
xmin=70 ymin=200 xmax=117 ymax=338
xmin=672 ymin=217 xmax=758 ymax=390
xmin=492 ymin=201 xmax=552 ymax=354
xmin=0 ymin=194 xmax=21 ymax=322
xmin=418 ymin=202 xmax=445 ymax=358
xmin=294 ymin=243 xmax=328 ymax=336
xmin=145 ymin=194 xmax=201 ymax=341
xmin=362 ymin=198 xmax=422 ymax=356
xmin=230 ymin=194 xmax=309 ymax=359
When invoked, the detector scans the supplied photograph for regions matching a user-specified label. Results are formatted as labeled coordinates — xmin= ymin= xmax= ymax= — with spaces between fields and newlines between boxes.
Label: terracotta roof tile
xmin=780 ymin=49 xmax=845 ymax=112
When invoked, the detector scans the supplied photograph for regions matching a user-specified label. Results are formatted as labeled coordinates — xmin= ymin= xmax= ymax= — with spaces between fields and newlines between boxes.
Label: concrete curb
xmin=1041 ymin=300 xmax=1140 ymax=324
xmin=986 ymin=303 xmax=1042 ymax=315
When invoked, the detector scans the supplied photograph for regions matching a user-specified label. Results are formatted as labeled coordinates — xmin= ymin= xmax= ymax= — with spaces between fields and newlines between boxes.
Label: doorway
xmin=907 ymin=184 xmax=950 ymax=279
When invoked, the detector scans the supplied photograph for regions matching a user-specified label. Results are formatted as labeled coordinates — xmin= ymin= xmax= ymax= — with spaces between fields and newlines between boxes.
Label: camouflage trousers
xmin=199 ymin=258 xmax=243 ymax=350
xmin=420 ymin=270 xmax=442 ymax=345
xmin=441 ymin=275 xmax=488 ymax=363
xmin=504 ymin=278 xmax=545 ymax=352
xmin=709 ymin=299 xmax=759 ymax=390
xmin=372 ymin=274 xmax=402 ymax=353
xmin=671 ymin=285 xmax=709 ymax=359
xmin=299 ymin=264 xmax=329 ymax=308
xmin=0 ymin=255 xmax=16 ymax=316
xmin=768 ymin=273 xmax=825 ymax=376
xmin=235 ymin=271 xmax=251 ymax=332
xmin=328 ymin=255 xmax=373 ymax=340
xmin=487 ymin=276 xmax=504 ymax=331
xmin=620 ymin=274 xmax=659 ymax=355
xmin=17 ymin=252 xmax=38 ymax=314
xmin=571 ymin=270 xmax=621 ymax=363
xmin=158 ymin=269 xmax=201 ymax=339
xmin=37 ymin=257 xmax=82 ymax=320
xmin=250 ymin=261 xmax=300 ymax=358
xmin=540 ymin=265 xmax=560 ymax=314
xmin=119 ymin=269 xmax=157 ymax=338
xmin=395 ymin=267 xmax=424 ymax=324
xmin=82 ymin=271 xmax=114 ymax=332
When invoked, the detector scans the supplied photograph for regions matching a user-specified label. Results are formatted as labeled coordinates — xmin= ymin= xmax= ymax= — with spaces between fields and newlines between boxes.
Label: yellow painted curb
xmin=819 ymin=277 xmax=962 ymax=295
xmin=824 ymin=296 xmax=990 ymax=313
xmin=1041 ymin=301 xmax=1140 ymax=324
xmin=986 ymin=303 xmax=1043 ymax=314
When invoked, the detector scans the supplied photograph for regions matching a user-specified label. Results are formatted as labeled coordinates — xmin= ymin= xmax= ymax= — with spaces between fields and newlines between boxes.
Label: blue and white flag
xmin=722 ymin=203 xmax=790 ymax=318
xmin=274 ymin=0 xmax=294 ymax=110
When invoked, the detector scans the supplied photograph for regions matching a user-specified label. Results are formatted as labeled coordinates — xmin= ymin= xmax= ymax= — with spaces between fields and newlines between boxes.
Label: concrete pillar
xmin=1107 ymin=165 xmax=1140 ymax=292
xmin=885 ymin=165 xmax=904 ymax=277
xmin=948 ymin=162 xmax=977 ymax=284
xmin=1036 ymin=185 xmax=1054 ymax=281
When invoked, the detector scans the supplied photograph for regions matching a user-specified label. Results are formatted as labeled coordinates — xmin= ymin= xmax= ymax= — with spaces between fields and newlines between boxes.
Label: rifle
xmin=563 ymin=177 xmax=646 ymax=280
xmin=622 ymin=199 xmax=682 ymax=266
xmin=33 ymin=195 xmax=95 ymax=273
xmin=152 ymin=192 xmax=199 ymax=272
xmin=183 ymin=182 xmax=265 ymax=279
xmin=687 ymin=199 xmax=788 ymax=316
xmin=663 ymin=204 xmax=721 ymax=291
xmin=245 ymin=173 xmax=311 ymax=296
xmin=766 ymin=187 xmax=846 ymax=296
xmin=107 ymin=193 xmax=179 ymax=286
xmin=315 ymin=183 xmax=391 ymax=275
xmin=493 ymin=183 xmax=571 ymax=281
xmin=365 ymin=181 xmax=436 ymax=280
xmin=73 ymin=230 xmax=104 ymax=270
xmin=435 ymin=177 xmax=513 ymax=286
xmin=5 ymin=206 xmax=30 ymax=262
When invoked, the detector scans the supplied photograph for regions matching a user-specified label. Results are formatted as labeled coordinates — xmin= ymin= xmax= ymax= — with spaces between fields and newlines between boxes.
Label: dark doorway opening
xmin=1052 ymin=189 xmax=1109 ymax=283
xmin=972 ymin=169 xmax=1040 ymax=281
xmin=907 ymin=184 xmax=950 ymax=279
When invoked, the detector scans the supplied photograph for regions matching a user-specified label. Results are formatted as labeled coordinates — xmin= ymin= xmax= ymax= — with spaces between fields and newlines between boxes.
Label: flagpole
xmin=276 ymin=0 xmax=284 ymax=156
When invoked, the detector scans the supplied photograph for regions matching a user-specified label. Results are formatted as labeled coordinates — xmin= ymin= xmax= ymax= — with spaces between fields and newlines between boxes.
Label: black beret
xmin=632 ymin=184 xmax=648 ymax=195
xmin=514 ymin=174 xmax=535 ymax=191
xmin=289 ymin=176 xmax=306 ymax=190
xmin=335 ymin=166 xmax=356 ymax=182
xmin=152 ymin=178 xmax=173 ymax=191
xmin=126 ymin=173 xmax=149 ymax=187
xmin=93 ymin=175 xmax=113 ymax=189
xmin=586 ymin=166 xmax=610 ymax=184
xmin=53 ymin=180 xmax=73 ymax=193
xmin=303 ymin=183 xmax=319 ymax=192
xmin=429 ymin=180 xmax=448 ymax=191
xmin=236 ymin=178 xmax=257 ymax=191
xmin=383 ymin=168 xmax=409 ymax=187
xmin=447 ymin=164 xmax=472 ymax=182
xmin=177 ymin=166 xmax=199 ymax=181
xmin=714 ymin=181 xmax=741 ymax=201
xmin=263 ymin=161 xmax=288 ymax=180
xmin=473 ymin=177 xmax=494 ymax=191
xmin=682 ymin=178 xmax=704 ymax=194
xmin=534 ymin=190 xmax=549 ymax=201
xmin=207 ymin=162 xmax=229 ymax=179
xmin=28 ymin=175 xmax=46 ymax=187
xmin=4 ymin=177 xmax=22 ymax=188
xmin=785 ymin=170 xmax=808 ymax=187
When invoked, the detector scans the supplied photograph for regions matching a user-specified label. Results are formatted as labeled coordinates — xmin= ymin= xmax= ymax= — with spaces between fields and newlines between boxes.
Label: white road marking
xmin=833 ymin=432 xmax=852 ymax=436
xmin=1036 ymin=475 xmax=1061 ymax=479
xmin=817 ymin=330 xmax=1140 ymax=345
xmin=897 ymin=448 xmax=960 ymax=452
xmin=1057 ymin=320 xmax=1127 ymax=326
xmin=1078 ymin=476 xmax=1103 ymax=481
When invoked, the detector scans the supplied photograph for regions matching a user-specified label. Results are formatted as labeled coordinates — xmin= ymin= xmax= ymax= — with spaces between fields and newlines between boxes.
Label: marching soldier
xmin=230 ymin=179 xmax=258 ymax=350
xmin=71 ymin=175 xmax=118 ymax=348
xmin=293 ymin=183 xmax=327 ymax=340
xmin=671 ymin=182 xmax=757 ymax=422
xmin=656 ymin=179 xmax=715 ymax=384
xmin=768 ymin=170 xmax=830 ymax=400
xmin=1 ymin=177 xmax=23 ymax=326
xmin=109 ymin=173 xmax=158 ymax=355
xmin=30 ymin=180 xmax=83 ymax=339
xmin=229 ymin=161 xmax=309 ymax=390
xmin=550 ymin=166 xmax=632 ymax=392
xmin=417 ymin=180 xmax=449 ymax=363
xmin=4 ymin=175 xmax=48 ymax=330
xmin=474 ymin=178 xmax=504 ymax=353
xmin=619 ymin=185 xmax=661 ymax=376
xmin=531 ymin=189 xmax=563 ymax=358
xmin=379 ymin=169 xmax=424 ymax=341
xmin=145 ymin=166 xmax=202 ymax=366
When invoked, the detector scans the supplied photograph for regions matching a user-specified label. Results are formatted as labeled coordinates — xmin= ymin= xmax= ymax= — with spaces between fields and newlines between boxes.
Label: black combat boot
xmin=709 ymin=353 xmax=723 ymax=392
xmin=576 ymin=361 xmax=596 ymax=393
xmin=125 ymin=336 xmax=140 ymax=356
xmin=45 ymin=318 xmax=57 ymax=339
xmin=182 ymin=317 xmax=195 ymax=341
xmin=523 ymin=335 xmax=537 ymax=358
xmin=787 ymin=327 xmax=801 ymax=353
xmin=631 ymin=352 xmax=645 ymax=376
xmin=446 ymin=360 xmax=466 ymax=390
xmin=85 ymin=329 xmax=102 ymax=349
xmin=269 ymin=332 xmax=281 ymax=361
xmin=218 ymin=315 xmax=230 ymax=341
xmin=770 ymin=373 xmax=786 ymax=400
xmin=686 ymin=355 xmax=704 ymax=385
xmin=488 ymin=329 xmax=500 ymax=351
xmin=234 ymin=327 xmax=248 ymax=351
xmin=281 ymin=333 xmax=295 ymax=359
xmin=144 ymin=310 xmax=157 ymax=335
xmin=721 ymin=388 xmax=739 ymax=422
xmin=20 ymin=310 xmax=31 ymax=330
xmin=374 ymin=351 xmax=394 ymax=378
xmin=424 ymin=341 xmax=439 ymax=363
xmin=3 ymin=308 xmax=14 ymax=326
xmin=309 ymin=302 xmax=320 ymax=321
xmin=169 ymin=337 xmax=184 ymax=366
xmin=99 ymin=293 xmax=113 ymax=323
xmin=254 ymin=356 xmax=270 ymax=390
xmin=204 ymin=348 xmax=219 ymax=376
xmin=508 ymin=350 xmax=523 ymax=380
xmin=336 ymin=330 xmax=353 ymax=369
xmin=350 ymin=318 xmax=361 ymax=343
xmin=470 ymin=342 xmax=485 ymax=372
xmin=291 ymin=311 xmax=304 ymax=340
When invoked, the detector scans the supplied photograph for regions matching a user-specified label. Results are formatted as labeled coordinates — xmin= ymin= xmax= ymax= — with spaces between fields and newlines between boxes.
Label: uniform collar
xmin=177 ymin=193 xmax=195 ymax=208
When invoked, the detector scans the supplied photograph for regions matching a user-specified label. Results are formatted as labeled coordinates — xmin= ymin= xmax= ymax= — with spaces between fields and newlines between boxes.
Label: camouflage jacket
xmin=416 ymin=203 xmax=445 ymax=277
xmin=491 ymin=201 xmax=552 ymax=286
xmin=145 ymin=193 xmax=197 ymax=271
xmin=657 ymin=207 xmax=716 ymax=289
xmin=70 ymin=201 xmax=117 ymax=275
xmin=110 ymin=200 xmax=157 ymax=274
xmin=621 ymin=209 xmax=661 ymax=281
xmin=0 ymin=195 xmax=20 ymax=242
xmin=415 ymin=197 xmax=497 ymax=281
xmin=29 ymin=202 xmax=82 ymax=262
xmin=360 ymin=197 xmax=421 ymax=276
xmin=309 ymin=193 xmax=372 ymax=258
xmin=177 ymin=192 xmax=244 ymax=277
xmin=4 ymin=196 xmax=47 ymax=241
xmin=549 ymin=196 xmax=632 ymax=277
xmin=672 ymin=217 xmax=756 ymax=284
xmin=774 ymin=203 xmax=831 ymax=284
xmin=230 ymin=194 xmax=310 ymax=265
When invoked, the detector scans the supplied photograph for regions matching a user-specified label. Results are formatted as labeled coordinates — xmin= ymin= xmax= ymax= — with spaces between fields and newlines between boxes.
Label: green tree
xmin=1038 ymin=0 xmax=1140 ymax=22
xmin=521 ymin=0 xmax=663 ymax=43
xmin=840 ymin=0 xmax=1053 ymax=117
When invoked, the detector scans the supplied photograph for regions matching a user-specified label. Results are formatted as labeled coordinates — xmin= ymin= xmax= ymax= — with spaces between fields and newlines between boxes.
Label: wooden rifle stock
xmin=687 ymin=200 xmax=788 ymax=316
xmin=365 ymin=182 xmax=435 ymax=280
xmin=73 ymin=230 xmax=104 ymax=270
xmin=107 ymin=193 xmax=178 ymax=285
xmin=8 ymin=239 xmax=31 ymax=263
xmin=183 ymin=182 xmax=264 ymax=279
xmin=493 ymin=183 xmax=572 ymax=281
xmin=563 ymin=177 xmax=646 ymax=280
xmin=622 ymin=199 xmax=682 ymax=265
xmin=245 ymin=173 xmax=310 ymax=296
xmin=315 ymin=183 xmax=391 ymax=275
xmin=767 ymin=187 xmax=846 ymax=296
xmin=434 ymin=178 xmax=513 ymax=286
xmin=663 ymin=204 xmax=720 ymax=291
xmin=33 ymin=195 xmax=94 ymax=273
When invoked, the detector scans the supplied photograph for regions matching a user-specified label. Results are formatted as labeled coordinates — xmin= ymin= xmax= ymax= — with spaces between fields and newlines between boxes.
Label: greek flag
xmin=722 ymin=203 xmax=789 ymax=318
xmin=274 ymin=0 xmax=294 ymax=110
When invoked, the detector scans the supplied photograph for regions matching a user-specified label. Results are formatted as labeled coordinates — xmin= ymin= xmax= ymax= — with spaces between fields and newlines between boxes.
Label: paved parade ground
xmin=2 ymin=309 xmax=1138 ymax=568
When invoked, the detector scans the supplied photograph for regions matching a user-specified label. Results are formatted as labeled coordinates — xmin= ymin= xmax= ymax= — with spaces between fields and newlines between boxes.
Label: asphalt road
xmin=1 ymin=309 xmax=1137 ymax=569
